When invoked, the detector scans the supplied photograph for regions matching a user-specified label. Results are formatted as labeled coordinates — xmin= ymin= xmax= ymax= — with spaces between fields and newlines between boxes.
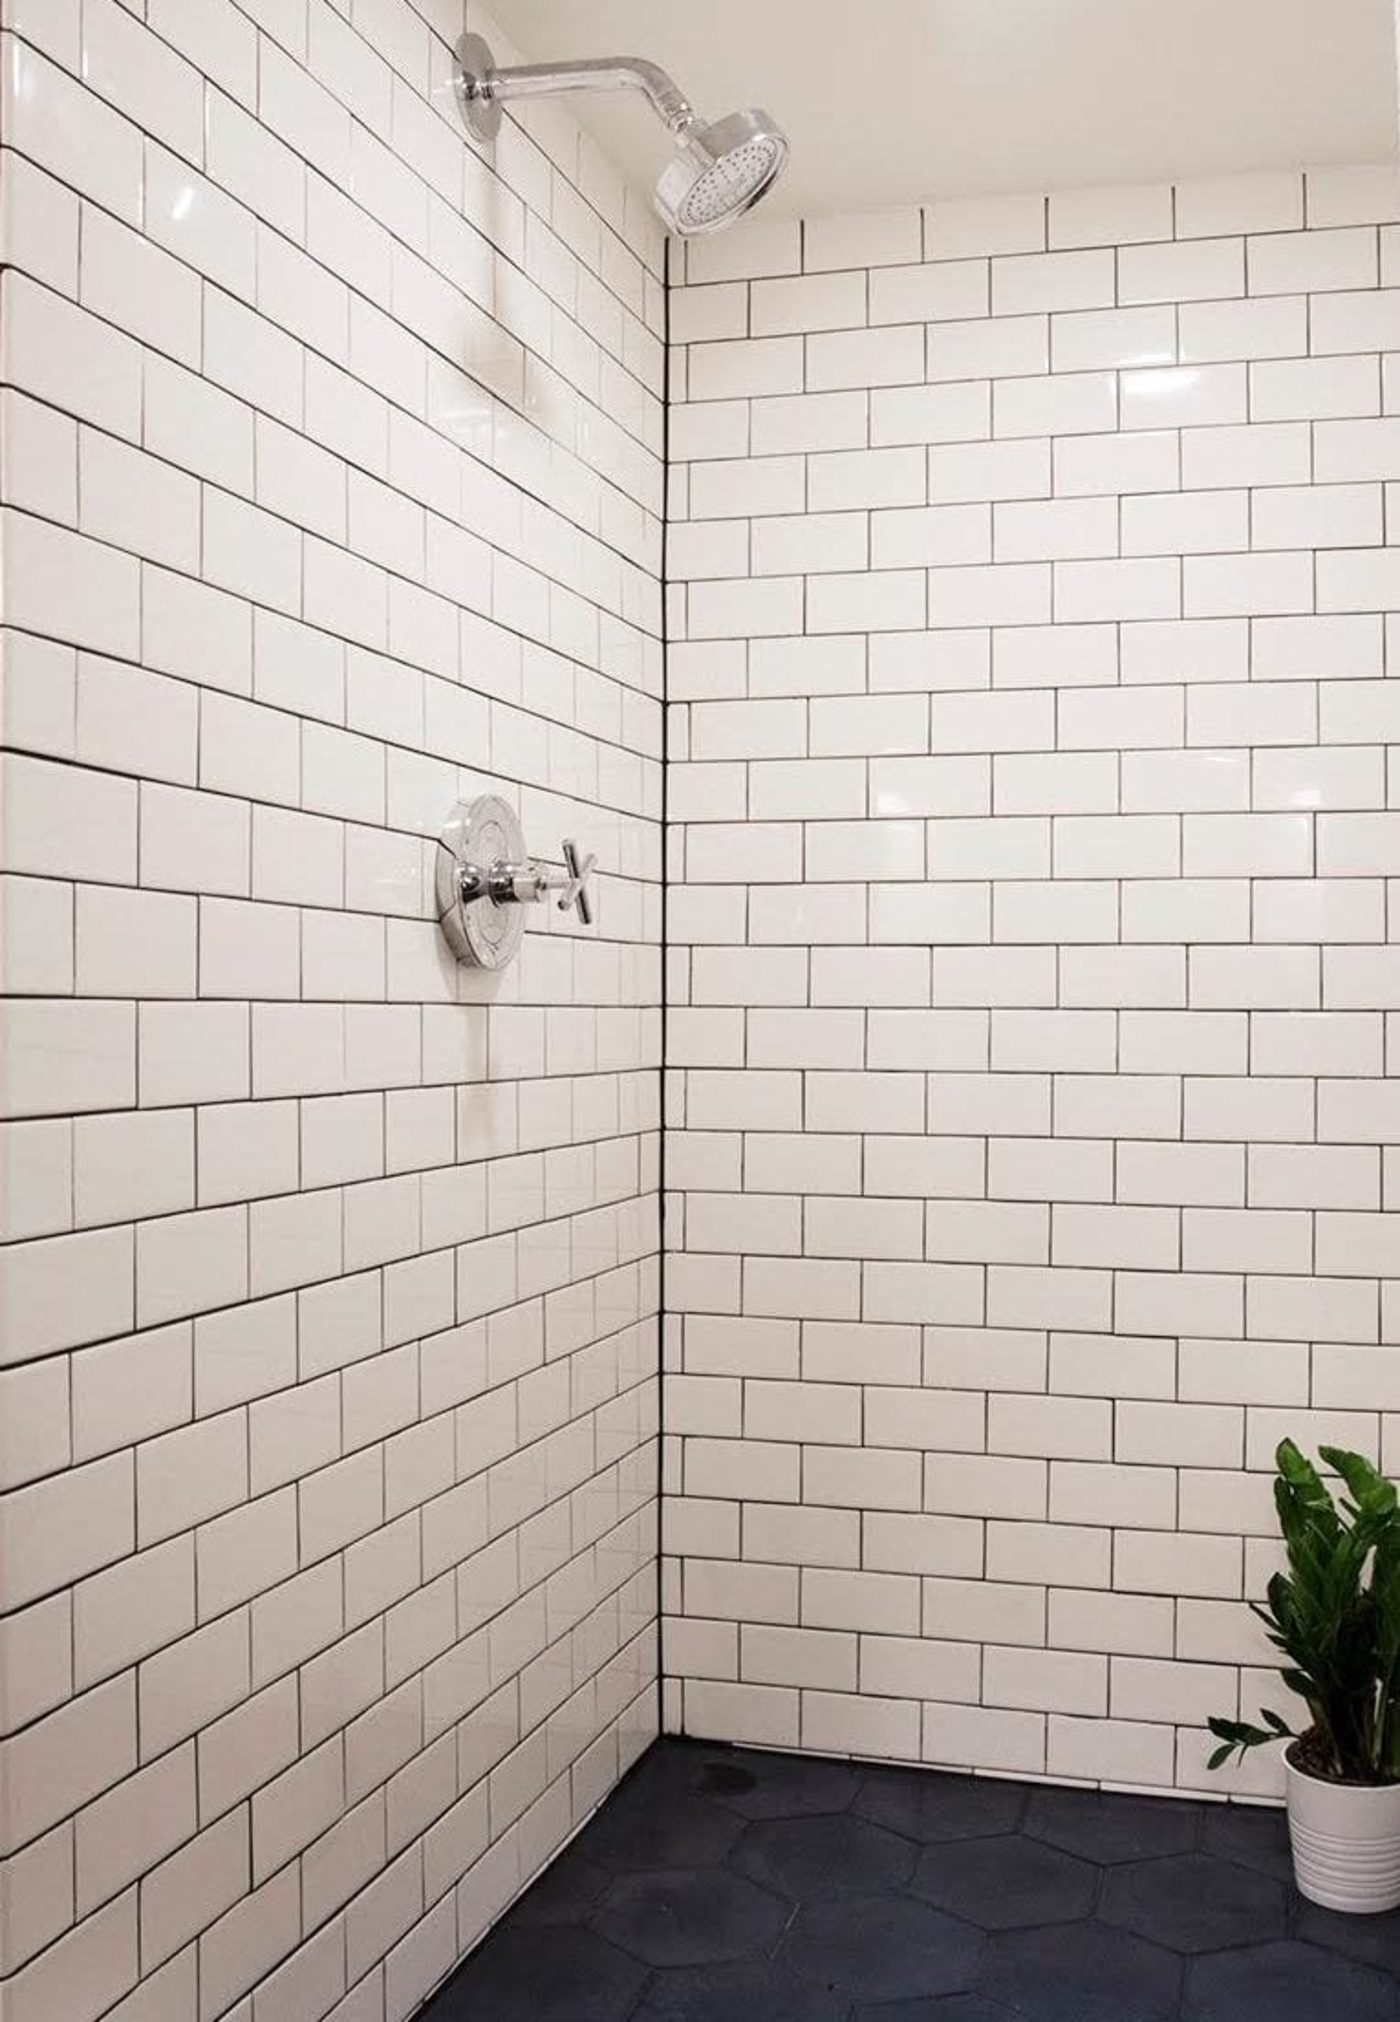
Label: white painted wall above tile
xmin=489 ymin=0 xmax=1397 ymax=216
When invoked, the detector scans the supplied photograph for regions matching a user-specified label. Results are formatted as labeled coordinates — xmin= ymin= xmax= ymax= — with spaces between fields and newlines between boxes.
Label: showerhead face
xmin=654 ymin=107 xmax=788 ymax=235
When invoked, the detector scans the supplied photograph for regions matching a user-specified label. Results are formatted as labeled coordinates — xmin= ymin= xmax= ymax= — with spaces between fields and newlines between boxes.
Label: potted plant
xmin=1207 ymin=1439 xmax=1400 ymax=1913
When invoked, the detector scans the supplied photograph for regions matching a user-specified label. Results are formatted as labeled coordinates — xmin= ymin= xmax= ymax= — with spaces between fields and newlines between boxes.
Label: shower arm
xmin=456 ymin=51 xmax=699 ymax=138
xmin=452 ymin=31 xmax=789 ymax=235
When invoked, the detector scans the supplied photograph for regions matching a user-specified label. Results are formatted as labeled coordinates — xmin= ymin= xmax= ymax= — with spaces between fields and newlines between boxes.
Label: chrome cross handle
xmin=559 ymin=839 xmax=595 ymax=925
xmin=471 ymin=838 xmax=594 ymax=923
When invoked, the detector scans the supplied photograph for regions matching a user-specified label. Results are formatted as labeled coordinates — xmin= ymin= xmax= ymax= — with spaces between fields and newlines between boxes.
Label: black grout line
xmin=655 ymin=230 xmax=673 ymax=1740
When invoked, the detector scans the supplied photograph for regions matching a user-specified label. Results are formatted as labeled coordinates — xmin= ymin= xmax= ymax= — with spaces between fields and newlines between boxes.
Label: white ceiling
xmin=484 ymin=0 xmax=1397 ymax=220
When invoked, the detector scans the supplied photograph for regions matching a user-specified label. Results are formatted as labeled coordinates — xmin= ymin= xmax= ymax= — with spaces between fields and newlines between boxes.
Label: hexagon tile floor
xmin=415 ymin=1738 xmax=1400 ymax=2022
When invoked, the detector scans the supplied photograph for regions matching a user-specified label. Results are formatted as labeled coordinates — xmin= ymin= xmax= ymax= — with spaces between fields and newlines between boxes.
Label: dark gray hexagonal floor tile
xmin=426 ymin=1924 xmax=647 ymax=2022
xmin=1101 ymin=1851 xmax=1287 ymax=1953
xmin=1185 ymin=1939 xmax=1399 ymax=2022
xmin=1198 ymin=1802 xmax=1293 ymax=1882
xmin=577 ymin=1780 xmax=745 ymax=1870
xmin=1296 ymin=1899 xmax=1400 ymax=1975
xmin=506 ymin=1849 xmax=612 ymax=1925
xmin=855 ymin=1767 xmax=1027 ymax=1843
xmin=590 ymin=1866 xmax=788 ymax=1968
xmin=911 ymin=1835 xmax=1097 ymax=1929
xmin=630 ymin=1738 xmax=738 ymax=1800
xmin=978 ymin=1921 xmax=1182 ymax=2022
xmin=732 ymin=1813 xmax=917 ymax=1901
xmin=778 ymin=1895 xmax=984 ymax=2002
xmin=695 ymin=1745 xmax=862 ymax=1818
xmin=854 ymin=2000 xmax=1017 ymax=2022
xmin=1024 ymin=1786 xmax=1200 ymax=1865
xmin=630 ymin=1959 xmax=849 ymax=2022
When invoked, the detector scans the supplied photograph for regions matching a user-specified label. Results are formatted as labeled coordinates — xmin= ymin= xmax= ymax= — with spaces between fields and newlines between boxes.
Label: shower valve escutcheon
xmin=458 ymin=838 xmax=595 ymax=924
xmin=437 ymin=795 xmax=595 ymax=970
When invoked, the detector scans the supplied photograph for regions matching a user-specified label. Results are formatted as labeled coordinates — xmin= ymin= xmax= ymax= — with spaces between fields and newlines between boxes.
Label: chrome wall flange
xmin=453 ymin=32 xmax=503 ymax=143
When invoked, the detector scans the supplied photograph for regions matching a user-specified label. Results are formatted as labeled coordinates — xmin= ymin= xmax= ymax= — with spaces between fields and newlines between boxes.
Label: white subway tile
xmin=1310 ymin=289 xmax=1400 ymax=355
xmin=1174 ymin=171 xmax=1302 ymax=239
xmin=995 ymin=497 xmax=1118 ymax=562
xmin=669 ymin=284 xmax=749 ymax=345
xmin=928 ymin=563 xmax=1050 ymax=628
xmin=809 ymin=323 xmax=930 ymax=390
xmin=807 ymin=569 xmax=926 ymax=634
xmin=1251 ymin=355 xmax=1379 ymax=422
xmin=873 ymin=504 xmax=990 ymax=570
xmin=688 ymin=336 xmax=803 ymax=400
xmin=930 ymin=438 xmax=1051 ymax=503
xmin=1050 ymin=183 xmax=1173 ymax=250
xmin=686 ymin=216 xmax=802 ymax=283
xmin=1122 ymin=488 xmax=1248 ymax=556
xmin=1118 ymin=237 xmax=1244 ymax=304
xmin=925 ymin=194 xmax=1046 ymax=260
xmin=1253 ymin=482 xmax=1382 ymax=550
xmin=929 ymin=315 xmax=1047 ymax=381
xmin=1119 ymin=363 xmax=1246 ymax=430
xmin=870 ymin=259 xmax=988 ymax=325
xmin=1247 ymin=226 xmax=1378 ymax=294
xmin=750 ymin=270 xmax=866 ymax=335
xmin=1183 ymin=551 xmax=1313 ymax=618
xmin=1307 ymin=164 xmax=1400 ymax=227
xmin=3 ymin=511 xmax=141 ymax=658
xmin=1052 ymin=305 xmax=1176 ymax=372
xmin=992 ymin=249 xmax=1115 ymax=315
xmin=810 ymin=447 xmax=927 ymax=510
xmin=1182 ymin=421 xmax=1309 ymax=489
xmin=806 ymin=209 xmax=923 ymax=272
xmin=751 ymin=390 xmax=869 ymax=455
xmin=686 ymin=575 xmax=803 ymax=639
xmin=994 ymin=371 xmax=1117 ymax=439
xmin=1316 ymin=545 xmax=1400 ymax=613
xmin=1177 ymin=294 xmax=1306 ymax=363
xmin=1056 ymin=558 xmax=1180 ymax=621
xmin=993 ymin=623 xmax=1118 ymax=689
xmin=1054 ymin=430 xmax=1179 ymax=497
xmin=871 ymin=382 xmax=990 ymax=448
xmin=1315 ymin=417 xmax=1400 ymax=481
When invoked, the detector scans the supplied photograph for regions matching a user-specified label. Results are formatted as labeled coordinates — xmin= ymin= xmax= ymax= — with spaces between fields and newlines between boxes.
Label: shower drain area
xmin=415 ymin=1738 xmax=1400 ymax=2021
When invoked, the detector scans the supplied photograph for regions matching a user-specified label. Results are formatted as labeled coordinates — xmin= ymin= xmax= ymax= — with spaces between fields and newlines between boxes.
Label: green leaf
xmin=1321 ymin=1446 xmax=1395 ymax=1520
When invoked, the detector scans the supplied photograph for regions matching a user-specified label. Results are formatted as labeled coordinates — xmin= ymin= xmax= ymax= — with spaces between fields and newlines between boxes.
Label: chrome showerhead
xmin=653 ymin=109 xmax=788 ymax=236
xmin=453 ymin=37 xmax=788 ymax=236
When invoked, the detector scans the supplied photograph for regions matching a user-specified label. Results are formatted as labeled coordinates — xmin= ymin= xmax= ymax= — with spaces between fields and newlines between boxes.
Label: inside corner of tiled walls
xmin=661 ymin=165 xmax=1400 ymax=1794
xmin=0 ymin=1 xmax=666 ymax=2018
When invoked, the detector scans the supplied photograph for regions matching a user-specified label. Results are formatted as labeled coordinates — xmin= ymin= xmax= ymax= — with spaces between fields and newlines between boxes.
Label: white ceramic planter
xmin=1285 ymin=1748 xmax=1400 ymax=1913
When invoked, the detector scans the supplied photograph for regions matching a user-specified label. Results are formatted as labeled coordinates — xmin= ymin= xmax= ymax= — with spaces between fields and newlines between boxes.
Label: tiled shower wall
xmin=0 ymin=2 xmax=661 ymax=2018
xmin=662 ymin=166 xmax=1400 ymax=1799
